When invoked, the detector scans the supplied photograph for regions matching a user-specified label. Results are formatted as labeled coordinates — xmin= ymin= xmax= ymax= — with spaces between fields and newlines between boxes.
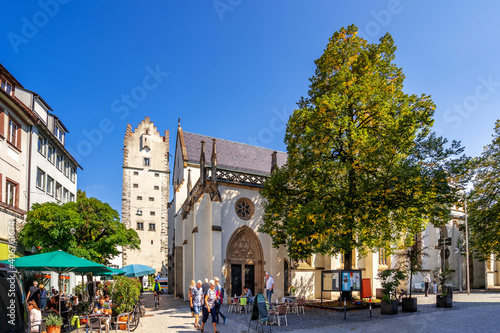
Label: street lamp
xmin=464 ymin=198 xmax=470 ymax=295
xmin=454 ymin=247 xmax=463 ymax=292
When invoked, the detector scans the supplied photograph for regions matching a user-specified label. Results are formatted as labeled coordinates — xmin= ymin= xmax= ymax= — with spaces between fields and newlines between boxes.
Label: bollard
xmin=344 ymin=298 xmax=347 ymax=320
xmin=369 ymin=299 xmax=372 ymax=317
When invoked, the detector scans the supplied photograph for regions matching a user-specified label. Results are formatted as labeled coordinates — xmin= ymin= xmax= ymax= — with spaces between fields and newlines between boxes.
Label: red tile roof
xmin=183 ymin=131 xmax=287 ymax=175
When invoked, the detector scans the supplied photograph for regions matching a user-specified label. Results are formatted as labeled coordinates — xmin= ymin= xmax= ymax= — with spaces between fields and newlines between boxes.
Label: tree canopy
xmin=19 ymin=190 xmax=140 ymax=265
xmin=468 ymin=119 xmax=500 ymax=260
xmin=259 ymin=25 xmax=468 ymax=269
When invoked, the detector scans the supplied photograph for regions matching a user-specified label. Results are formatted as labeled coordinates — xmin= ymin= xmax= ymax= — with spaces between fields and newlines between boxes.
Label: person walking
xmin=423 ymin=274 xmax=431 ymax=297
xmin=265 ymin=272 xmax=274 ymax=303
xmin=201 ymin=280 xmax=219 ymax=333
xmin=189 ymin=280 xmax=196 ymax=317
xmin=202 ymin=278 xmax=210 ymax=294
xmin=214 ymin=277 xmax=226 ymax=324
xmin=191 ymin=280 xmax=204 ymax=329
xmin=38 ymin=284 xmax=48 ymax=311
xmin=27 ymin=281 xmax=40 ymax=308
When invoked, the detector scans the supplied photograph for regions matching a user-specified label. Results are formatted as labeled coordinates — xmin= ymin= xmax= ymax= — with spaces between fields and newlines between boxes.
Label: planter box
xmin=380 ymin=300 xmax=398 ymax=315
xmin=436 ymin=294 xmax=452 ymax=308
xmin=47 ymin=326 xmax=61 ymax=333
xmin=401 ymin=297 xmax=417 ymax=312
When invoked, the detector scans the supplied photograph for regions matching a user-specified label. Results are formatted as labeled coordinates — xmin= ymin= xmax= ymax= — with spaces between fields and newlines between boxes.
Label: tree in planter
xmin=432 ymin=266 xmax=454 ymax=295
xmin=377 ymin=269 xmax=406 ymax=314
xmin=396 ymin=233 xmax=430 ymax=298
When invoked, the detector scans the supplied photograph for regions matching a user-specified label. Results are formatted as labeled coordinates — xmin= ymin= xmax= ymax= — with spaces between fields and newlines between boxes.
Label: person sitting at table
xmin=242 ymin=286 xmax=254 ymax=303
xmin=104 ymin=294 xmax=111 ymax=306
xmin=46 ymin=296 xmax=58 ymax=312
xmin=93 ymin=296 xmax=111 ymax=332
xmin=28 ymin=300 xmax=42 ymax=333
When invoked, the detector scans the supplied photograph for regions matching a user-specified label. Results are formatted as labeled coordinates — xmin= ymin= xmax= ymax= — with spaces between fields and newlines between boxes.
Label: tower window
xmin=144 ymin=158 xmax=150 ymax=166
xmin=154 ymin=185 xmax=159 ymax=190
xmin=133 ymin=184 xmax=138 ymax=188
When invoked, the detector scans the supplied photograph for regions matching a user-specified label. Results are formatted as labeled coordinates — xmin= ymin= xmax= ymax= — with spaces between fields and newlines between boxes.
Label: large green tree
xmin=468 ymin=119 xmax=500 ymax=260
xmin=259 ymin=25 xmax=467 ymax=269
xmin=19 ymin=190 xmax=140 ymax=265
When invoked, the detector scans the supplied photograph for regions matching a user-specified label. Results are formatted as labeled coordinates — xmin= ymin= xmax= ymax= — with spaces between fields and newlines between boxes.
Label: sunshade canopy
xmin=0 ymin=250 xmax=112 ymax=274
xmin=93 ymin=266 xmax=125 ymax=276
xmin=121 ymin=264 xmax=155 ymax=277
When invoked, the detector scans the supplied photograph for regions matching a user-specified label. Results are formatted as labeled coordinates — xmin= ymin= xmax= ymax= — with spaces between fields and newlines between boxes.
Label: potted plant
xmin=110 ymin=276 xmax=141 ymax=328
xmin=396 ymin=233 xmax=429 ymax=312
xmin=433 ymin=266 xmax=454 ymax=308
xmin=377 ymin=269 xmax=406 ymax=315
xmin=45 ymin=314 xmax=63 ymax=333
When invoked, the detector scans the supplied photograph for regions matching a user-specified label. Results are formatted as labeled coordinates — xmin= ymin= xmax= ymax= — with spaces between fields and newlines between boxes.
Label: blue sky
xmin=2 ymin=1 xmax=500 ymax=214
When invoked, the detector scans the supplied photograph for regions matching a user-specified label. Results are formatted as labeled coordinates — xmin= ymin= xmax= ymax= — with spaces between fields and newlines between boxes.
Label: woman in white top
xmin=28 ymin=300 xmax=42 ymax=333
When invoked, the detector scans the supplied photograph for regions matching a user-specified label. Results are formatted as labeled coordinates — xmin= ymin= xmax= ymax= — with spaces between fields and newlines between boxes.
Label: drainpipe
xmin=26 ymin=125 xmax=33 ymax=213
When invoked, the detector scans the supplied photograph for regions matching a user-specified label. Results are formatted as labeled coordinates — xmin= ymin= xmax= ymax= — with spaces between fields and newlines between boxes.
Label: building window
xmin=154 ymin=185 xmax=159 ymax=190
xmin=149 ymin=223 xmax=156 ymax=231
xmin=137 ymin=196 xmax=142 ymax=200
xmin=55 ymin=125 xmax=64 ymax=143
xmin=154 ymin=173 xmax=159 ymax=177
xmin=56 ymin=154 xmax=63 ymax=171
xmin=55 ymin=182 xmax=62 ymax=201
xmin=70 ymin=167 xmax=76 ymax=182
xmin=151 ymin=240 xmax=153 ymax=245
xmin=64 ymin=161 xmax=70 ymax=177
xmin=1 ymin=77 xmax=13 ymax=95
xmin=8 ymin=119 xmax=20 ymax=148
xmin=69 ymin=192 xmax=75 ymax=202
xmin=37 ymin=136 xmax=47 ymax=156
xmin=133 ymin=184 xmax=138 ymax=188
xmin=36 ymin=168 xmax=46 ymax=190
xmin=46 ymin=176 xmax=54 ymax=195
xmin=137 ymin=222 xmax=144 ymax=230
xmin=133 ymin=171 xmax=139 ymax=175
xmin=235 ymin=198 xmax=255 ymax=220
xmin=48 ymin=145 xmax=55 ymax=164
xmin=149 ymin=197 xmax=154 ymax=201
xmin=63 ymin=188 xmax=69 ymax=203
xmin=6 ymin=179 xmax=18 ymax=207
xmin=150 ymin=211 xmax=155 ymax=216
xmin=379 ymin=248 xmax=388 ymax=266
xmin=144 ymin=158 xmax=150 ymax=166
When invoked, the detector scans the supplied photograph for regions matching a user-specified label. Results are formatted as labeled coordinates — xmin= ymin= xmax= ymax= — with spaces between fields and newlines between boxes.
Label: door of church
xmin=226 ymin=227 xmax=264 ymax=297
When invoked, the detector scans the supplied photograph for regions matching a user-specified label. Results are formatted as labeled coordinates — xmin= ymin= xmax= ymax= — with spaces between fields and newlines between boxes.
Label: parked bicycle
xmin=396 ymin=288 xmax=408 ymax=303
xmin=128 ymin=298 xmax=142 ymax=331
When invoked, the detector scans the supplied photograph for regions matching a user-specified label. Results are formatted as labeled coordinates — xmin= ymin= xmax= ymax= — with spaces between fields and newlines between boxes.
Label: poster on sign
xmin=342 ymin=272 xmax=351 ymax=291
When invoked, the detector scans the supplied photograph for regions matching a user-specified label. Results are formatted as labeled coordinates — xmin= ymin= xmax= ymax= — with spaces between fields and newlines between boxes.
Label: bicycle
xmin=396 ymin=288 xmax=408 ymax=303
xmin=154 ymin=290 xmax=160 ymax=309
xmin=128 ymin=298 xmax=142 ymax=331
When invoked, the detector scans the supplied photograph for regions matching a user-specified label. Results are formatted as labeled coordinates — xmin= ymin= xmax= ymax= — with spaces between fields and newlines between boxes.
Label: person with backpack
xmin=214 ymin=277 xmax=226 ymax=324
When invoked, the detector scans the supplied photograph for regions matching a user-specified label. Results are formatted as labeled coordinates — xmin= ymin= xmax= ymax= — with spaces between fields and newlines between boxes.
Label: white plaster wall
xmin=29 ymin=126 xmax=77 ymax=208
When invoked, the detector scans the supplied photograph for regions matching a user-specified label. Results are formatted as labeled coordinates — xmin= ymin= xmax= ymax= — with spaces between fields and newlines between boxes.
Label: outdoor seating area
xmin=228 ymin=294 xmax=307 ymax=328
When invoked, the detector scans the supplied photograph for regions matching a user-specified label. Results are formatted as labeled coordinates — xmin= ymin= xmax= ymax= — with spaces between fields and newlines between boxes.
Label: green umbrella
xmin=1 ymin=250 xmax=113 ymax=274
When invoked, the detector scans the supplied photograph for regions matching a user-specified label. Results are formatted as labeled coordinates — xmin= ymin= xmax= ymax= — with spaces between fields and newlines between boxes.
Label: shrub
xmin=110 ymin=276 xmax=141 ymax=316
xmin=45 ymin=314 xmax=63 ymax=327
xmin=377 ymin=269 xmax=406 ymax=301
xmin=432 ymin=266 xmax=454 ymax=295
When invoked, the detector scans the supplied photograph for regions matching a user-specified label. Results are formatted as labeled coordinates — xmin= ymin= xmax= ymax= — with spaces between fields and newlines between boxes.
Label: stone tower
xmin=122 ymin=117 xmax=169 ymax=273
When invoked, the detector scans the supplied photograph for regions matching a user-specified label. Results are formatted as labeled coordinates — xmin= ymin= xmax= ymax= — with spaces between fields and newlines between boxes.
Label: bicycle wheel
xmin=128 ymin=308 xmax=140 ymax=331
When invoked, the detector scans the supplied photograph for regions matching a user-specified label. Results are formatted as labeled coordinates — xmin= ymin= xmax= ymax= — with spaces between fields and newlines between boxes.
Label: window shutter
xmin=16 ymin=124 xmax=22 ymax=150
xmin=0 ymin=174 xmax=2 ymax=202
xmin=0 ymin=111 xmax=5 ymax=137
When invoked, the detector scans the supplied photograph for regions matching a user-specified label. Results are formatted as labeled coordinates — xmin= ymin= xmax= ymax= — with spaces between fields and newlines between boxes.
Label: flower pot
xmin=436 ymin=294 xmax=452 ymax=308
xmin=380 ymin=300 xmax=398 ymax=315
xmin=118 ymin=315 xmax=129 ymax=330
xmin=47 ymin=326 xmax=61 ymax=333
xmin=401 ymin=297 xmax=417 ymax=312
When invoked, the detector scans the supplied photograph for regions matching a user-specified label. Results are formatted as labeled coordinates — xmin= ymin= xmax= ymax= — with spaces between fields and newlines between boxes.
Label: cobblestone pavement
xmin=135 ymin=291 xmax=500 ymax=333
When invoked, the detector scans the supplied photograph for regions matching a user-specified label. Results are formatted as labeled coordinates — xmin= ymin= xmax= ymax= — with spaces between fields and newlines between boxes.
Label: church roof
xmin=183 ymin=131 xmax=287 ymax=176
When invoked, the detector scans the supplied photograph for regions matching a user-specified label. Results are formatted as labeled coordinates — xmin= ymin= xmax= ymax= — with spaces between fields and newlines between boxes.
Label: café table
xmin=77 ymin=313 xmax=111 ymax=333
